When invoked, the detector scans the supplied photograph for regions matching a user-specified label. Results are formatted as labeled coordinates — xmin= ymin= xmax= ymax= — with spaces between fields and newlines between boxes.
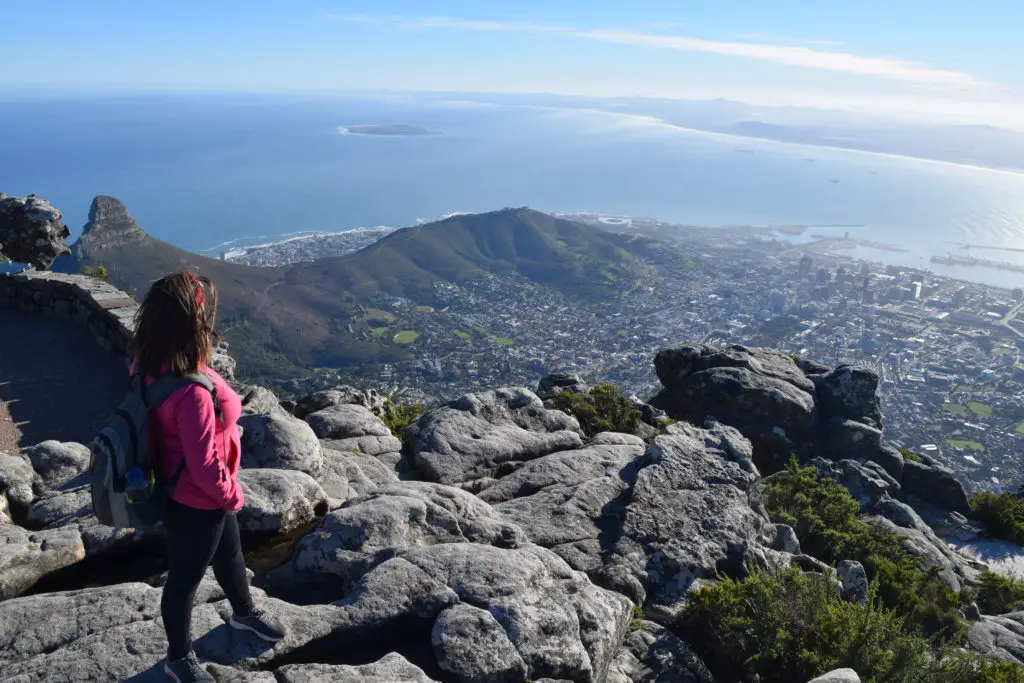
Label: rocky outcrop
xmin=0 ymin=451 xmax=39 ymax=521
xmin=0 ymin=193 xmax=70 ymax=269
xmin=292 ymin=386 xmax=389 ymax=420
xmin=236 ymin=469 xmax=329 ymax=543
xmin=20 ymin=441 xmax=89 ymax=492
xmin=536 ymin=372 xmax=588 ymax=401
xmin=0 ymin=523 xmax=85 ymax=600
xmin=807 ymin=670 xmax=861 ymax=683
xmin=72 ymin=195 xmax=146 ymax=257
xmin=605 ymin=621 xmax=713 ymax=683
xmin=408 ymin=388 xmax=584 ymax=485
xmin=901 ymin=459 xmax=971 ymax=515
xmin=836 ymin=560 xmax=868 ymax=604
xmin=968 ymin=612 xmax=1024 ymax=665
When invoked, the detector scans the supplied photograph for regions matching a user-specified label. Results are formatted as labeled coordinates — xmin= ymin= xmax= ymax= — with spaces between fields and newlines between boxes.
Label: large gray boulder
xmin=535 ymin=372 xmax=588 ymax=401
xmin=317 ymin=448 xmax=399 ymax=509
xmin=597 ymin=423 xmax=778 ymax=619
xmin=293 ymin=386 xmax=388 ymax=420
xmin=480 ymin=437 xmax=646 ymax=571
xmin=806 ymin=670 xmax=862 ymax=683
xmin=0 ymin=523 xmax=85 ymax=600
xmin=816 ymin=418 xmax=903 ymax=480
xmin=864 ymin=500 xmax=980 ymax=593
xmin=20 ymin=441 xmax=90 ymax=492
xmin=236 ymin=468 xmax=329 ymax=542
xmin=408 ymin=389 xmax=583 ymax=485
xmin=605 ymin=621 xmax=713 ymax=683
xmin=0 ymin=452 xmax=39 ymax=520
xmin=805 ymin=457 xmax=901 ymax=511
xmin=305 ymin=404 xmax=392 ymax=440
xmin=262 ymin=482 xmax=525 ymax=601
xmin=813 ymin=365 xmax=882 ymax=427
xmin=0 ymin=578 xmax=340 ymax=681
xmin=968 ymin=612 xmax=1024 ymax=664
xmin=239 ymin=409 xmax=323 ymax=478
xmin=321 ymin=434 xmax=404 ymax=458
xmin=651 ymin=348 xmax=817 ymax=473
xmin=901 ymin=459 xmax=971 ymax=515
xmin=432 ymin=603 xmax=528 ymax=682
xmin=275 ymin=654 xmax=440 ymax=682
xmin=0 ymin=193 xmax=70 ymax=269
xmin=836 ymin=560 xmax=868 ymax=604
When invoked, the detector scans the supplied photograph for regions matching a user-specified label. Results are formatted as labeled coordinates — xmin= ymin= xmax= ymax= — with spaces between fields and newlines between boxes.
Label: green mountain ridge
xmin=64 ymin=199 xmax=667 ymax=377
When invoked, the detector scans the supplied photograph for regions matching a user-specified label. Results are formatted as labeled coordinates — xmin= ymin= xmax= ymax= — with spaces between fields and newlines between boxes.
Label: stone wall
xmin=0 ymin=268 xmax=238 ymax=379
xmin=0 ymin=270 xmax=138 ymax=362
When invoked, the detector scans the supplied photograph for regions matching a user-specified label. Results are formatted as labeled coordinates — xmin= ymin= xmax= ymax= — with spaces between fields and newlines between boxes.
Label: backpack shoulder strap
xmin=144 ymin=372 xmax=223 ymax=420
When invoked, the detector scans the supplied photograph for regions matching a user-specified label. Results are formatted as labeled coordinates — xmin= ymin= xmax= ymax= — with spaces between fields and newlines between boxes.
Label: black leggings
xmin=162 ymin=499 xmax=254 ymax=660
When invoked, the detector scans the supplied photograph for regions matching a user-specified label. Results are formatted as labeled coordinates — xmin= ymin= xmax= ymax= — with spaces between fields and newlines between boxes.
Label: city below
xmin=223 ymin=214 xmax=1024 ymax=493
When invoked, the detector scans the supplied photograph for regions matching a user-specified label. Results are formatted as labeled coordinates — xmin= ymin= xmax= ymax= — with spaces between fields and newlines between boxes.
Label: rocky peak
xmin=0 ymin=192 xmax=70 ymax=269
xmin=76 ymin=195 xmax=145 ymax=252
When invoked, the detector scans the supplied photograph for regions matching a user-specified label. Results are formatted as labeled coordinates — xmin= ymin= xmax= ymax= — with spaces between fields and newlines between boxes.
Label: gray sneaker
xmin=229 ymin=607 xmax=286 ymax=642
xmin=164 ymin=651 xmax=214 ymax=683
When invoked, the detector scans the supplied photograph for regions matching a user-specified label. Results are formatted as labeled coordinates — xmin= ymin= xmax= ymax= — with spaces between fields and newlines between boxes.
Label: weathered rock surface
xmin=292 ymin=386 xmax=388 ymax=419
xmin=240 ymin=409 xmax=323 ymax=478
xmin=968 ymin=612 xmax=1024 ymax=665
xmin=305 ymin=404 xmax=392 ymax=440
xmin=408 ymin=388 xmax=583 ymax=485
xmin=321 ymin=434 xmax=404 ymax=458
xmin=0 ymin=193 xmax=70 ymax=269
xmin=20 ymin=441 xmax=90 ymax=492
xmin=0 ymin=523 xmax=85 ymax=600
xmin=317 ymin=448 xmax=399 ymax=508
xmin=806 ymin=457 xmax=901 ymax=511
xmin=901 ymin=459 xmax=971 ymax=515
xmin=240 ymin=385 xmax=281 ymax=416
xmin=836 ymin=560 xmax=868 ymax=604
xmin=275 ymin=654 xmax=440 ymax=682
xmin=536 ymin=372 xmax=588 ymax=401
xmin=236 ymin=468 xmax=329 ymax=542
xmin=262 ymin=482 xmax=525 ymax=600
xmin=605 ymin=621 xmax=713 ymax=683
xmin=432 ymin=602 xmax=528 ymax=682
xmin=596 ymin=424 xmax=778 ymax=619
xmin=817 ymin=418 xmax=903 ymax=479
xmin=651 ymin=345 xmax=817 ymax=472
xmin=814 ymin=365 xmax=882 ymax=426
xmin=0 ymin=452 xmax=38 ymax=519
xmin=806 ymin=670 xmax=862 ymax=683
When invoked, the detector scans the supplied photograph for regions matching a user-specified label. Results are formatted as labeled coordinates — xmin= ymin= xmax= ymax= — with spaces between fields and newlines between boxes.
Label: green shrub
xmin=552 ymin=384 xmax=640 ymax=437
xmin=630 ymin=605 xmax=645 ymax=632
xmin=763 ymin=459 xmax=964 ymax=639
xmin=378 ymin=396 xmax=424 ymax=442
xmin=678 ymin=569 xmax=1024 ymax=683
xmin=81 ymin=264 xmax=109 ymax=281
xmin=977 ymin=570 xmax=1024 ymax=614
xmin=971 ymin=491 xmax=1024 ymax=545
xmin=0 ymin=251 xmax=9 ymax=263
xmin=900 ymin=448 xmax=922 ymax=463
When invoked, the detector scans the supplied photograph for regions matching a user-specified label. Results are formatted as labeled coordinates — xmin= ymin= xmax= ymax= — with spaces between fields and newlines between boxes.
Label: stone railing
xmin=0 ymin=268 xmax=238 ymax=379
xmin=0 ymin=269 xmax=138 ymax=363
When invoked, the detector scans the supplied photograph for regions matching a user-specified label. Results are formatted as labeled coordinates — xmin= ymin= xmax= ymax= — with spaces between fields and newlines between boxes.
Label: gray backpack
xmin=89 ymin=372 xmax=220 ymax=529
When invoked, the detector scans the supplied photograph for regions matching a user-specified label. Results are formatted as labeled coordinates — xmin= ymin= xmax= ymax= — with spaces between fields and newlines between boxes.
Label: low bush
xmin=378 ymin=396 xmax=424 ymax=442
xmin=977 ymin=570 xmax=1024 ymax=614
xmin=900 ymin=448 xmax=922 ymax=463
xmin=971 ymin=491 xmax=1024 ymax=546
xmin=81 ymin=264 xmax=109 ymax=281
xmin=763 ymin=459 xmax=964 ymax=639
xmin=678 ymin=569 xmax=1024 ymax=683
xmin=552 ymin=384 xmax=640 ymax=436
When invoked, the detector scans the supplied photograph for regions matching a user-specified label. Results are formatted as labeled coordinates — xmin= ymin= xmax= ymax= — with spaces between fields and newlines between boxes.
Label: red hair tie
xmin=186 ymin=272 xmax=205 ymax=309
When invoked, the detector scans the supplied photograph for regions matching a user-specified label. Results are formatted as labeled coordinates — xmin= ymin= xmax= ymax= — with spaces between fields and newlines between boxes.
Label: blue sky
xmin=3 ymin=0 xmax=1022 ymax=126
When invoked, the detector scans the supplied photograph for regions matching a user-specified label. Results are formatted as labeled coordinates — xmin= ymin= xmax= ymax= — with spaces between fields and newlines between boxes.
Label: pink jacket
xmin=145 ymin=366 xmax=245 ymax=512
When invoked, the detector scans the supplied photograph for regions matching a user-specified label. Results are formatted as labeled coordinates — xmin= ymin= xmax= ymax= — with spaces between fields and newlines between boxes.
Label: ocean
xmin=2 ymin=92 xmax=1024 ymax=287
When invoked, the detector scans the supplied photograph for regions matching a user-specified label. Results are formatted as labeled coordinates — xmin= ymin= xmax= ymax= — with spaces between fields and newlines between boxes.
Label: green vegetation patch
xmin=365 ymin=307 xmax=396 ymax=323
xmin=978 ymin=570 xmax=1024 ymax=614
xmin=678 ymin=568 xmax=1024 ymax=683
xmin=957 ymin=384 xmax=997 ymax=393
xmin=377 ymin=396 xmax=425 ymax=443
xmin=472 ymin=325 xmax=488 ymax=334
xmin=452 ymin=329 xmax=471 ymax=341
xmin=763 ymin=460 xmax=966 ymax=639
xmin=413 ymin=305 xmax=435 ymax=313
xmin=392 ymin=330 xmax=421 ymax=344
xmin=947 ymin=439 xmax=984 ymax=452
xmin=968 ymin=401 xmax=994 ymax=418
xmin=494 ymin=337 xmax=518 ymax=347
xmin=942 ymin=404 xmax=969 ymax=417
xmin=1015 ymin=422 xmax=1024 ymax=435
xmin=970 ymin=491 xmax=1024 ymax=546
xmin=552 ymin=384 xmax=641 ymax=437
xmin=369 ymin=326 xmax=390 ymax=338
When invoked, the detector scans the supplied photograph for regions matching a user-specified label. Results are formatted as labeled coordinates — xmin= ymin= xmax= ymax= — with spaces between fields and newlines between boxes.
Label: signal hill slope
xmin=61 ymin=197 xmax=666 ymax=376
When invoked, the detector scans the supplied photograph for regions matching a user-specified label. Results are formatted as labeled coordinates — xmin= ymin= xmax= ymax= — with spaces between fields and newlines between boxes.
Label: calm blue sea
xmin=2 ymin=93 xmax=1024 ymax=287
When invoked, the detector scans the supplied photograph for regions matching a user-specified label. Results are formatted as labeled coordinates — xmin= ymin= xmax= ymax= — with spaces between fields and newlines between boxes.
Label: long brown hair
xmin=131 ymin=270 xmax=221 ymax=378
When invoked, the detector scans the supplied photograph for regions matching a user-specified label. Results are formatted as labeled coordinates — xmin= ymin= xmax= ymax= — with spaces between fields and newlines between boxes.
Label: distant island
xmin=337 ymin=124 xmax=441 ymax=137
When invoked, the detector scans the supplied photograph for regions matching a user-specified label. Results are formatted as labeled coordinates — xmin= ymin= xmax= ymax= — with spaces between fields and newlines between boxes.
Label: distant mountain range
xmin=61 ymin=197 xmax=666 ymax=378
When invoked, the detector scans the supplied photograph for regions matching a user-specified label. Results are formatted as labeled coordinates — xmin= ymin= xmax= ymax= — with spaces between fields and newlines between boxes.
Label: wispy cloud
xmin=325 ymin=14 xmax=988 ymax=89
xmin=735 ymin=33 xmax=846 ymax=47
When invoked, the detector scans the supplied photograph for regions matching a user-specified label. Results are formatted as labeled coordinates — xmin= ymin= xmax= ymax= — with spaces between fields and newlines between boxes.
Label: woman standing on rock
xmin=132 ymin=270 xmax=285 ymax=683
